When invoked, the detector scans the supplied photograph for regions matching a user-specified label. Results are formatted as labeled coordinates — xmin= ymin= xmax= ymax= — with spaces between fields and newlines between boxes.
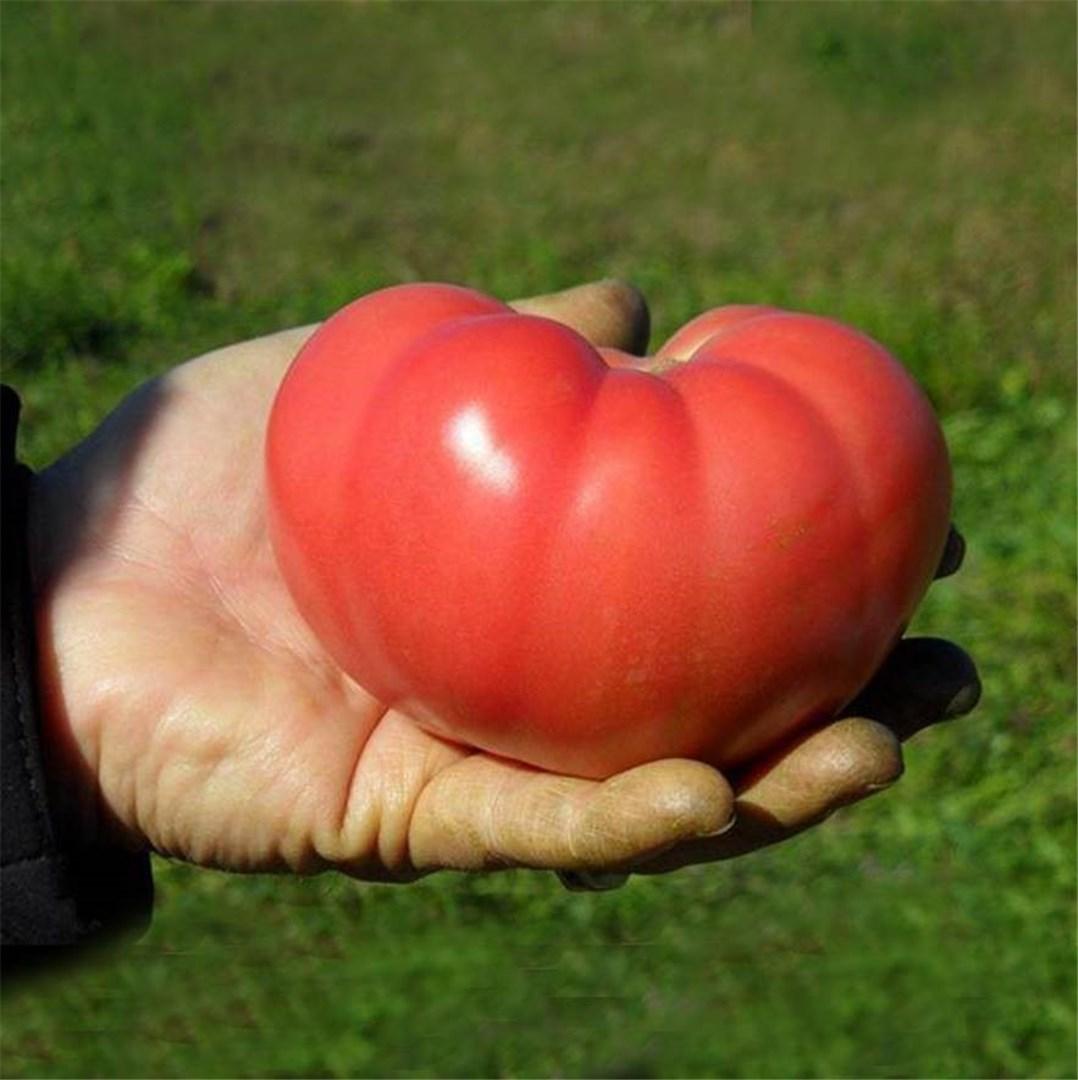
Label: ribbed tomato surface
xmin=266 ymin=284 xmax=950 ymax=778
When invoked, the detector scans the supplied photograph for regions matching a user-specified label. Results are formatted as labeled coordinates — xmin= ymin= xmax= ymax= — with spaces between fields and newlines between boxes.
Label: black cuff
xmin=1 ymin=385 xmax=153 ymax=958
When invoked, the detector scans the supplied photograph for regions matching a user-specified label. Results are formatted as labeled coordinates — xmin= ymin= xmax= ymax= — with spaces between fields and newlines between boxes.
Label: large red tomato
xmin=266 ymin=284 xmax=951 ymax=779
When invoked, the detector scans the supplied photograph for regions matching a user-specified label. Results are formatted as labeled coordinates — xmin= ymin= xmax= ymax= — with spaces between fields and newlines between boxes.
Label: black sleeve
xmin=1 ymin=385 xmax=153 ymax=964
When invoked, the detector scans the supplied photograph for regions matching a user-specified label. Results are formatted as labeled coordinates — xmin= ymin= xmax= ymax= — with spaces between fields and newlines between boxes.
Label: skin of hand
xmin=26 ymin=280 xmax=980 ymax=884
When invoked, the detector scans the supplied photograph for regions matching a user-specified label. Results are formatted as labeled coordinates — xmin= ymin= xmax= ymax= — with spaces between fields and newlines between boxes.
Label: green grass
xmin=2 ymin=2 xmax=1075 ymax=1077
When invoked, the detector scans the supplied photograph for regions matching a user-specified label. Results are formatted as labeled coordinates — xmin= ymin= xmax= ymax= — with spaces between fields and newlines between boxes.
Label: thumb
xmin=510 ymin=280 xmax=651 ymax=356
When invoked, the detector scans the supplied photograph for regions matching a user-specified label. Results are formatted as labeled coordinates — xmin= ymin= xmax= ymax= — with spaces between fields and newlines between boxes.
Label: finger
xmin=407 ymin=755 xmax=734 ymax=873
xmin=733 ymin=716 xmax=904 ymax=825
xmin=510 ymin=280 xmax=651 ymax=356
xmin=934 ymin=525 xmax=966 ymax=579
xmin=634 ymin=637 xmax=980 ymax=874
xmin=557 ymin=870 xmax=631 ymax=892
xmin=632 ymin=716 xmax=903 ymax=873
xmin=842 ymin=636 xmax=981 ymax=741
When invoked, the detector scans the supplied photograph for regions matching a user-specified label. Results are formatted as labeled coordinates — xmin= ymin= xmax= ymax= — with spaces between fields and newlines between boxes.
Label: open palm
xmin=28 ymin=282 xmax=979 ymax=885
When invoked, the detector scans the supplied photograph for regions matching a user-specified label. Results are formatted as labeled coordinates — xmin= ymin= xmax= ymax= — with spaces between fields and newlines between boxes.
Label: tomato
xmin=266 ymin=284 xmax=951 ymax=778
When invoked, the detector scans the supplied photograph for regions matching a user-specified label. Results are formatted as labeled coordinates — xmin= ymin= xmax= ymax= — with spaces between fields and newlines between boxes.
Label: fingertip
xmin=593 ymin=279 xmax=651 ymax=356
xmin=847 ymin=637 xmax=981 ymax=738
xmin=944 ymin=667 xmax=982 ymax=718
xmin=557 ymin=869 xmax=631 ymax=892
xmin=610 ymin=758 xmax=736 ymax=842
xmin=934 ymin=526 xmax=966 ymax=579
xmin=510 ymin=279 xmax=651 ymax=355
xmin=735 ymin=717 xmax=904 ymax=829
xmin=822 ymin=717 xmax=905 ymax=795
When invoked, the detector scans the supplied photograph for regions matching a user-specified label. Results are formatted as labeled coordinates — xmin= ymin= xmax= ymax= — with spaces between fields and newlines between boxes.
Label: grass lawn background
xmin=2 ymin=3 xmax=1074 ymax=1077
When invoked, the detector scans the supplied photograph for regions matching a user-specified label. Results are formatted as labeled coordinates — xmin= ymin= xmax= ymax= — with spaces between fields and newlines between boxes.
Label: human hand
xmin=27 ymin=280 xmax=978 ymax=883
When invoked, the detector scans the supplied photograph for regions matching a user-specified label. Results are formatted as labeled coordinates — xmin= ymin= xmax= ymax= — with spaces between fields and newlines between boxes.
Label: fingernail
xmin=944 ymin=680 xmax=982 ymax=719
xmin=696 ymin=813 xmax=738 ymax=839
xmin=863 ymin=778 xmax=900 ymax=794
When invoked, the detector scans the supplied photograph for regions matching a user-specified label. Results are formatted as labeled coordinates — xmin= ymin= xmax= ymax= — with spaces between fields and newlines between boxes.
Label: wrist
xmin=2 ymin=386 xmax=154 ymax=947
